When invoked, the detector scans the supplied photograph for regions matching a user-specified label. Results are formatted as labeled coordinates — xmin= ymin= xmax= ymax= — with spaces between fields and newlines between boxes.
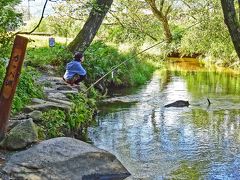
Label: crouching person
xmin=63 ymin=52 xmax=86 ymax=85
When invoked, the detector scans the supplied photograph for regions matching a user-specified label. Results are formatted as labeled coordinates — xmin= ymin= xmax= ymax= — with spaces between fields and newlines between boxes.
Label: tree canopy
xmin=0 ymin=0 xmax=22 ymax=58
xmin=1 ymin=0 xmax=240 ymax=68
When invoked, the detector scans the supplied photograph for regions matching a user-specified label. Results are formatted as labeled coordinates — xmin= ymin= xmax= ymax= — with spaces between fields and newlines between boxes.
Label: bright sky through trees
xmin=18 ymin=0 xmax=54 ymax=19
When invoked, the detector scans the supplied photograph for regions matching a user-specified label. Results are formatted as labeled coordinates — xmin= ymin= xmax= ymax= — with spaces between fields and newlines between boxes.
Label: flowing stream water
xmin=88 ymin=58 xmax=240 ymax=179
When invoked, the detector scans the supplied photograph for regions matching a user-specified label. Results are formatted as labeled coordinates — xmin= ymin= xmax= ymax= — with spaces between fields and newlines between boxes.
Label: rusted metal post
xmin=0 ymin=35 xmax=28 ymax=141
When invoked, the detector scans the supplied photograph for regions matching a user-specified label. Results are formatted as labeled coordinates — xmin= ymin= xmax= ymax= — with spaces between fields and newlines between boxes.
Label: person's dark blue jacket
xmin=63 ymin=60 xmax=86 ymax=80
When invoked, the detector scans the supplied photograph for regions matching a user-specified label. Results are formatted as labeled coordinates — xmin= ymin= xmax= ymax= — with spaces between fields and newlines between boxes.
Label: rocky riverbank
xmin=0 ymin=75 xmax=130 ymax=179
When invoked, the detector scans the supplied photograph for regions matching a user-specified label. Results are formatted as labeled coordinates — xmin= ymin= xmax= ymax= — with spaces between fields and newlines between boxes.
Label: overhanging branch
xmin=16 ymin=0 xmax=49 ymax=35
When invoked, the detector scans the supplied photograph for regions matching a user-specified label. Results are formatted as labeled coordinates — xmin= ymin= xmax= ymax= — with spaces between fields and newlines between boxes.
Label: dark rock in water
xmin=164 ymin=100 xmax=190 ymax=107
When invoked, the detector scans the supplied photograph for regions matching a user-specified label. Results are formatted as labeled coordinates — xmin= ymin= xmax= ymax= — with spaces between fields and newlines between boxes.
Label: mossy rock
xmin=0 ymin=119 xmax=38 ymax=150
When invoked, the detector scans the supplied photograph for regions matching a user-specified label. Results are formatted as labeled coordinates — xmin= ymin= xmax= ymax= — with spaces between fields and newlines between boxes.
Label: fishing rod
xmin=84 ymin=40 xmax=165 ymax=92
xmin=84 ymin=20 xmax=203 ymax=92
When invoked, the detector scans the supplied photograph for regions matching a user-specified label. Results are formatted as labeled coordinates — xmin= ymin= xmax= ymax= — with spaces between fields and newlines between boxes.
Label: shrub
xmin=12 ymin=67 xmax=44 ymax=113
xmin=67 ymin=93 xmax=96 ymax=139
xmin=41 ymin=109 xmax=67 ymax=138
xmin=84 ymin=41 xmax=155 ymax=88
xmin=0 ymin=0 xmax=23 ymax=59
xmin=0 ymin=61 xmax=43 ymax=114
xmin=39 ymin=93 xmax=96 ymax=140
xmin=26 ymin=43 xmax=72 ymax=68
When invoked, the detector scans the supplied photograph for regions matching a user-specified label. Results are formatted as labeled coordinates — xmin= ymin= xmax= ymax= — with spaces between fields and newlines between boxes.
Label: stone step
xmin=46 ymin=92 xmax=69 ymax=101
xmin=47 ymin=98 xmax=73 ymax=106
xmin=24 ymin=102 xmax=71 ymax=113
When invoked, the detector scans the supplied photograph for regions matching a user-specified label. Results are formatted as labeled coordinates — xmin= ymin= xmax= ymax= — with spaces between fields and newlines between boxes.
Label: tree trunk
xmin=68 ymin=0 xmax=113 ymax=53
xmin=157 ymin=15 xmax=172 ymax=43
xmin=221 ymin=0 xmax=240 ymax=59
xmin=145 ymin=0 xmax=172 ymax=43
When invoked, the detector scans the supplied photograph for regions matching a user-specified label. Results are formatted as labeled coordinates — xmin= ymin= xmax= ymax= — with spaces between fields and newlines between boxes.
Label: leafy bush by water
xmin=40 ymin=109 xmax=67 ymax=138
xmin=39 ymin=93 xmax=96 ymax=140
xmin=67 ymin=93 xmax=96 ymax=140
xmin=84 ymin=41 xmax=155 ymax=87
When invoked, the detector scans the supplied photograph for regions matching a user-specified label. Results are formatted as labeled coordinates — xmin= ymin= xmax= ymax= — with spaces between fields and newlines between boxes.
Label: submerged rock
xmin=164 ymin=98 xmax=211 ymax=108
xmin=2 ymin=137 xmax=130 ymax=180
xmin=164 ymin=100 xmax=190 ymax=107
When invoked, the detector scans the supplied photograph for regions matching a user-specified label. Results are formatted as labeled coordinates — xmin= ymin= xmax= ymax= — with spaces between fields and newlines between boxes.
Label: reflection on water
xmin=88 ymin=59 xmax=240 ymax=179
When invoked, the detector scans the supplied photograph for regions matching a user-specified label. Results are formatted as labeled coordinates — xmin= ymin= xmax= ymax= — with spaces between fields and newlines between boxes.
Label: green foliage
xmin=67 ymin=93 xmax=96 ymax=132
xmin=99 ymin=2 xmax=162 ymax=44
xmin=0 ymin=62 xmax=43 ymax=114
xmin=178 ymin=0 xmax=238 ymax=67
xmin=0 ymin=0 xmax=22 ymax=58
xmin=41 ymin=109 xmax=67 ymax=138
xmin=12 ymin=67 xmax=44 ymax=113
xmin=38 ymin=93 xmax=96 ymax=140
xmin=26 ymin=43 xmax=72 ymax=68
xmin=172 ymin=25 xmax=185 ymax=43
xmin=21 ymin=16 xmax=82 ymax=38
xmin=84 ymin=41 xmax=155 ymax=87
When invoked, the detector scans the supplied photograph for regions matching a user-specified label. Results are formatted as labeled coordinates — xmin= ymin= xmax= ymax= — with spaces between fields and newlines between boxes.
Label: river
xmin=88 ymin=58 xmax=240 ymax=179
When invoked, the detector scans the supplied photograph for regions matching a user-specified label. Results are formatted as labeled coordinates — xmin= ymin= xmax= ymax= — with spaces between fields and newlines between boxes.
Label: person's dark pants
xmin=63 ymin=74 xmax=86 ymax=85
xmin=74 ymin=75 xmax=86 ymax=84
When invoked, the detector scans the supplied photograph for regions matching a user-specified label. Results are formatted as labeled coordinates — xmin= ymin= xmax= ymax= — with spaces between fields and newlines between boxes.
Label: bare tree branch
xmin=109 ymin=10 xmax=125 ymax=28
xmin=17 ymin=0 xmax=49 ymax=35
xmin=165 ymin=5 xmax=172 ymax=16
xmin=160 ymin=0 xmax=164 ymax=12
xmin=181 ymin=0 xmax=191 ymax=9
xmin=126 ymin=14 xmax=158 ymax=41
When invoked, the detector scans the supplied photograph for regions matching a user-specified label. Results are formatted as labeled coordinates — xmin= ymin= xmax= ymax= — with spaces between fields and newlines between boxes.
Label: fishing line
xmin=84 ymin=40 xmax=165 ymax=92
xmin=84 ymin=20 xmax=204 ymax=92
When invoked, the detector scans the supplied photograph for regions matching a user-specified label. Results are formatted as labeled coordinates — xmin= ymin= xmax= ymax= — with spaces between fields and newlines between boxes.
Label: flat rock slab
xmin=24 ymin=102 xmax=71 ymax=113
xmin=3 ymin=137 xmax=130 ymax=180
xmin=43 ymin=76 xmax=63 ymax=82
xmin=47 ymin=92 xmax=69 ymax=101
xmin=31 ymin=98 xmax=47 ymax=104
xmin=47 ymin=98 xmax=73 ymax=106
xmin=56 ymin=85 xmax=74 ymax=91
xmin=57 ymin=90 xmax=79 ymax=95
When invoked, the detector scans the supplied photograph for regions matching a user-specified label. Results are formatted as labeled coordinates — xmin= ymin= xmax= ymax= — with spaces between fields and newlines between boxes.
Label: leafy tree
xmin=68 ymin=0 xmax=113 ymax=53
xmin=221 ymin=0 xmax=240 ymax=60
xmin=0 ymin=0 xmax=22 ymax=58
xmin=145 ymin=0 xmax=173 ymax=43
xmin=177 ymin=0 xmax=238 ymax=66
xmin=104 ymin=0 xmax=161 ymax=43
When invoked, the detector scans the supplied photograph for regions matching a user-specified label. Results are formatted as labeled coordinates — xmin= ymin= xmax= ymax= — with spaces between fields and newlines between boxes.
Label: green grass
xmin=26 ymin=43 xmax=72 ymax=68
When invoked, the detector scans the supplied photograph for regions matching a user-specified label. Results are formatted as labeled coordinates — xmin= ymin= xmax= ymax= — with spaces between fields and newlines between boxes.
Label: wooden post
xmin=0 ymin=35 xmax=28 ymax=141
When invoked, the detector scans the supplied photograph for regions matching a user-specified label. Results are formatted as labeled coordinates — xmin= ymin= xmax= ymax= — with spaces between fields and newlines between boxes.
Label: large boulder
xmin=3 ymin=137 xmax=130 ymax=180
xmin=0 ymin=119 xmax=38 ymax=150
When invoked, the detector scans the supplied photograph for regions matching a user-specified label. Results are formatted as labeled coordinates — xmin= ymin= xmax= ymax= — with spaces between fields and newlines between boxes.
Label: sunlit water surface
xmin=88 ymin=60 xmax=240 ymax=179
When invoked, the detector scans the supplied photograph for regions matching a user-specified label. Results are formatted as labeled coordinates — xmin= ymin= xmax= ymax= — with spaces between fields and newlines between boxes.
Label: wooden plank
xmin=0 ymin=35 xmax=28 ymax=141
